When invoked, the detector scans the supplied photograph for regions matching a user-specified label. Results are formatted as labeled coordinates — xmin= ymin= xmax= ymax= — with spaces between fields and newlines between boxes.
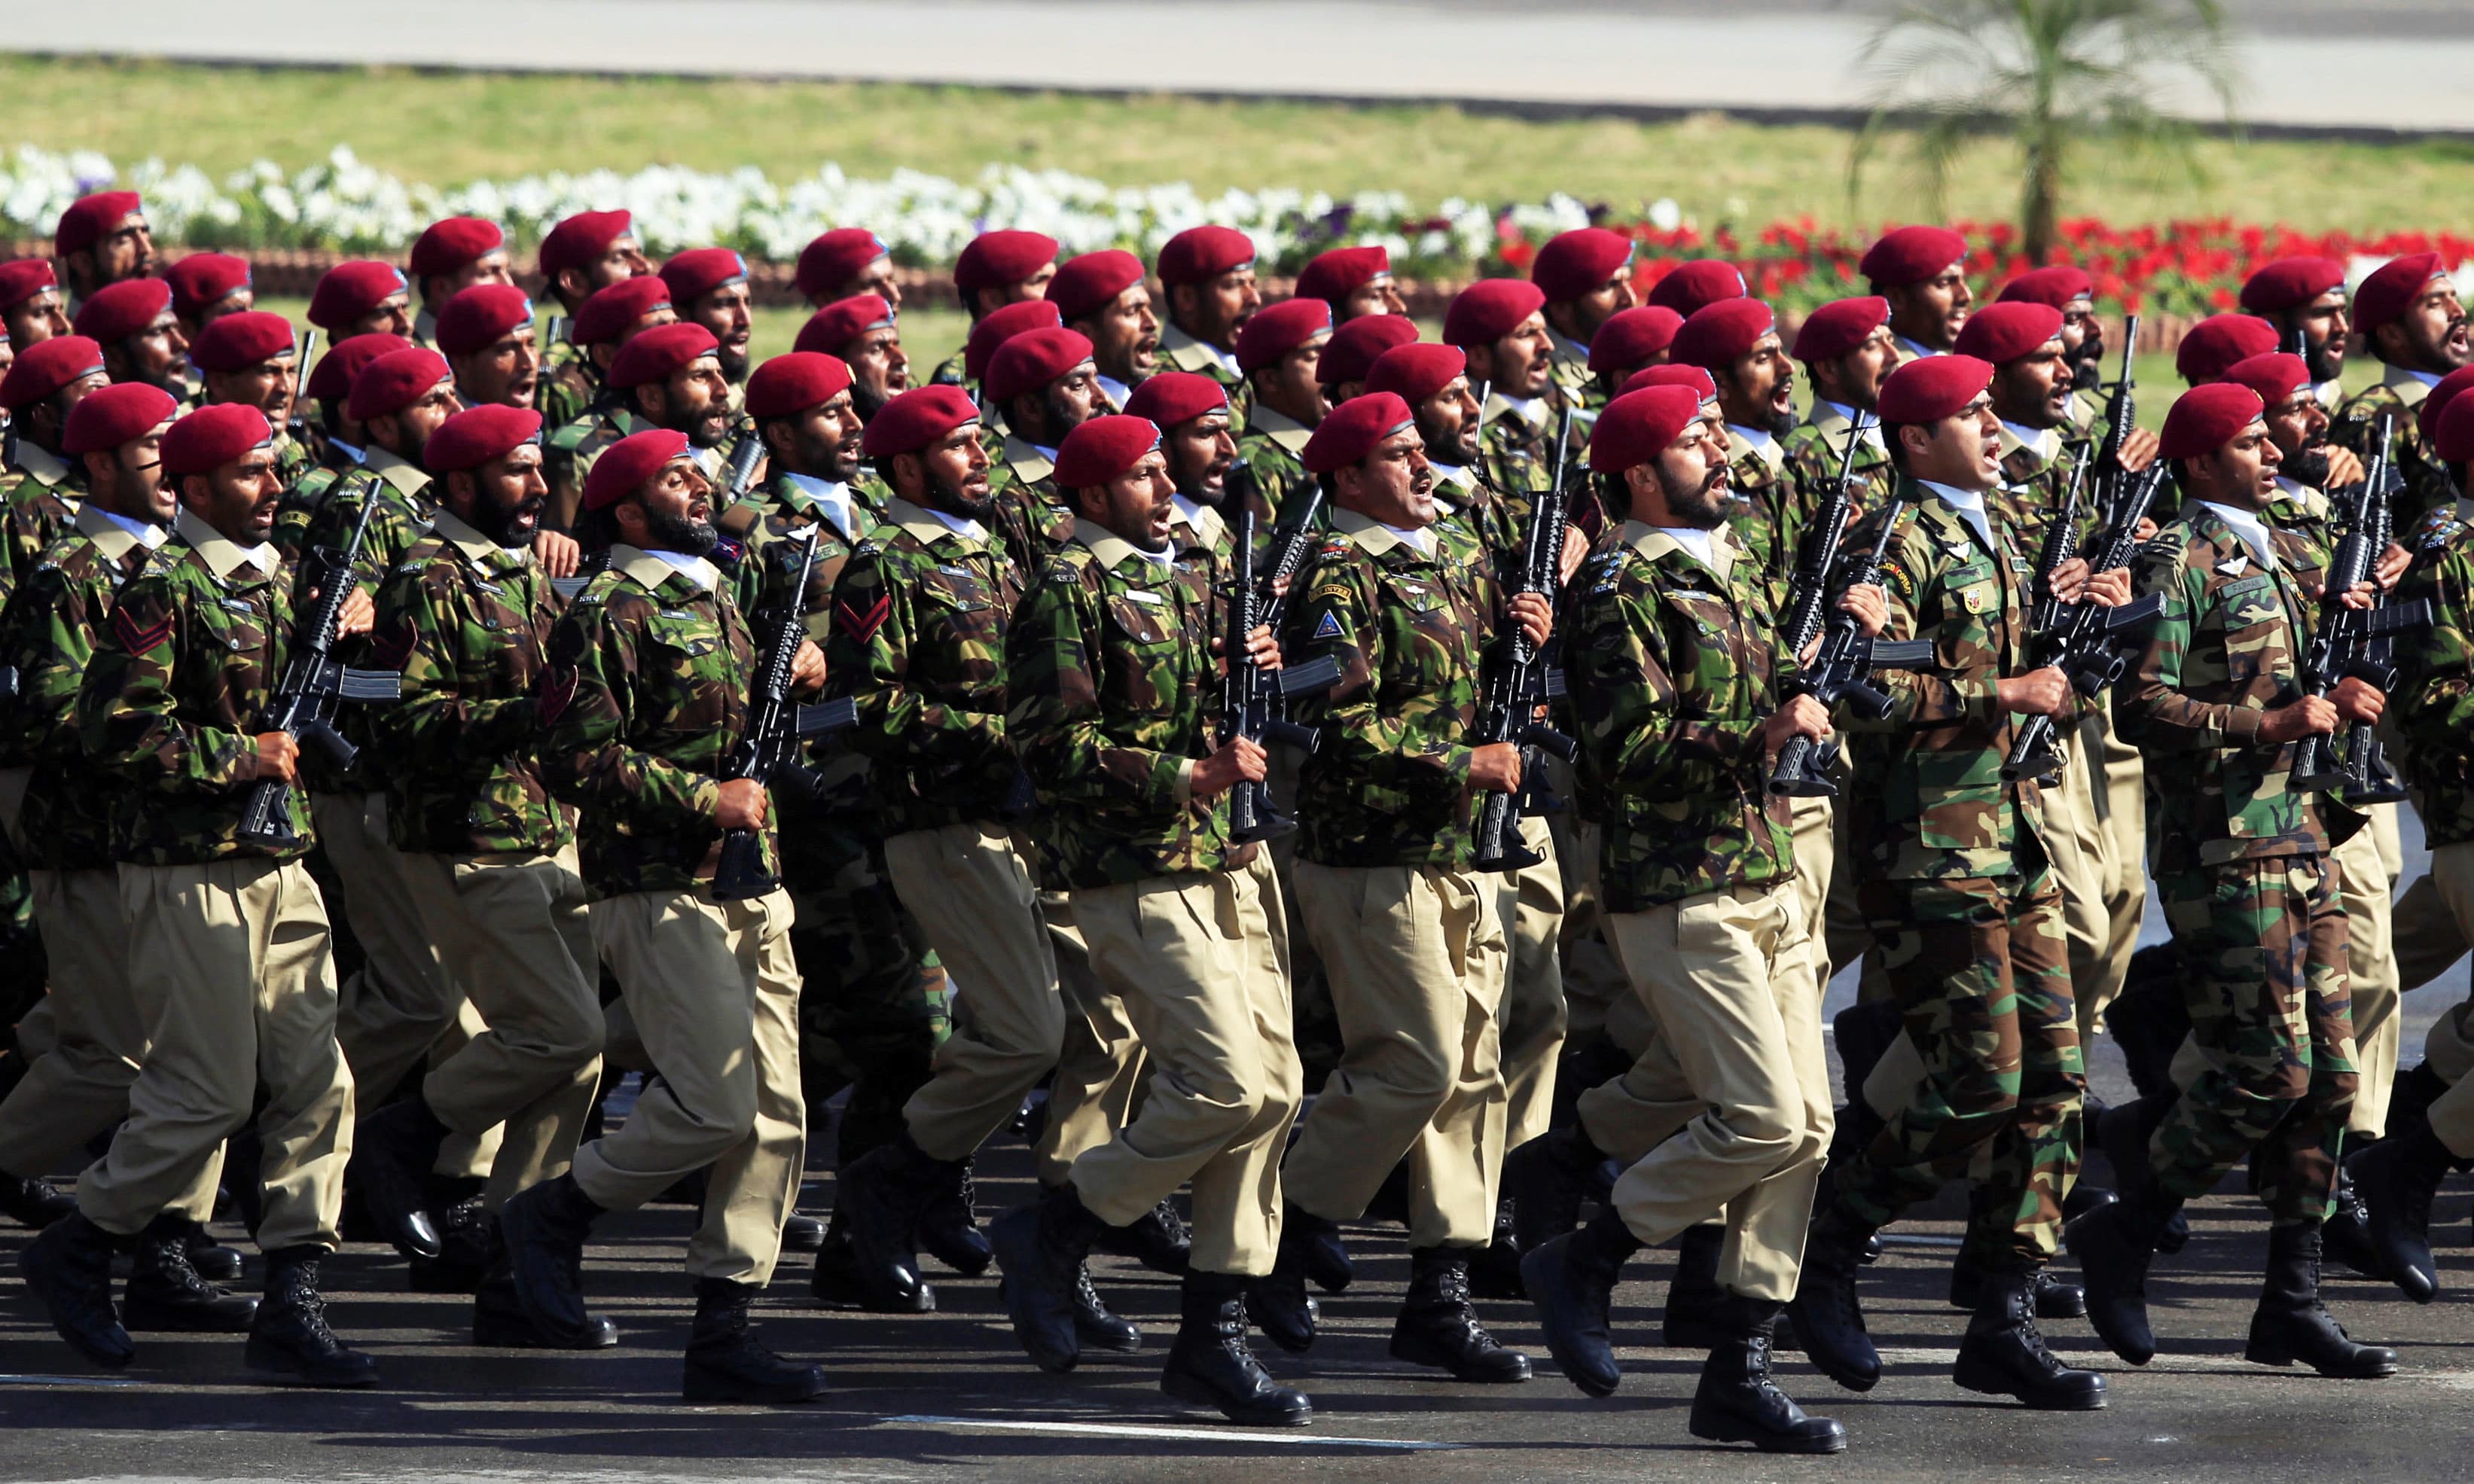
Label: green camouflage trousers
xmin=789 ymin=849 xmax=951 ymax=1169
xmin=1838 ymin=867 xmax=2082 ymax=1269
xmin=2151 ymin=854 xmax=2355 ymax=1227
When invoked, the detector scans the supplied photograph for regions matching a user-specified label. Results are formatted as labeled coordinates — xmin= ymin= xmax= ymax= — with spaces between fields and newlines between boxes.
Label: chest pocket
xmin=639 ymin=611 xmax=721 ymax=681
xmin=1945 ymin=557 xmax=2002 ymax=620
xmin=1106 ymin=591 xmax=1176 ymax=647
xmin=2217 ymin=573 xmax=2290 ymax=686
xmin=1661 ymin=587 xmax=1734 ymax=641
xmin=916 ymin=562 xmax=1004 ymax=642
xmin=198 ymin=596 xmax=272 ymax=658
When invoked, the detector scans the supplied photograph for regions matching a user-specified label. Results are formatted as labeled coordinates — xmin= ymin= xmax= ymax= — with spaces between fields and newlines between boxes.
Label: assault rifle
xmin=2291 ymin=413 xmax=2431 ymax=795
xmin=715 ymin=426 xmax=765 ymax=508
xmin=2001 ymin=464 xmax=2170 ymax=783
xmin=1472 ymin=407 xmax=1579 ymax=868
xmin=1767 ymin=498 xmax=1936 ymax=797
xmin=236 ymin=493 xmax=404 ymax=847
xmin=1780 ymin=413 xmax=1876 ymax=660
xmin=286 ymin=328 xmax=319 ymax=444
xmin=712 ymin=526 xmax=857 ymax=898
xmin=2092 ymin=315 xmax=2140 ymax=502
xmin=2025 ymin=447 xmax=2094 ymax=634
xmin=1223 ymin=479 xmax=1341 ymax=845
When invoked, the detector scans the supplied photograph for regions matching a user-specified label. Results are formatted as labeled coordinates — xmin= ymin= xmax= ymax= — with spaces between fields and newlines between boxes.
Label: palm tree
xmin=1849 ymin=0 xmax=2241 ymax=264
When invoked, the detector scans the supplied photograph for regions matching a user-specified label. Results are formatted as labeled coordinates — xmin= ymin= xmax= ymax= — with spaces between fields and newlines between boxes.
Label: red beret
xmin=2416 ymin=364 xmax=2474 ymax=448
xmin=964 ymin=299 xmax=1063 ymax=382
xmin=2161 ymin=382 xmax=2265 ymax=461
xmin=1302 ymin=390 xmax=1414 ymax=476
xmin=1319 ymin=313 xmax=1420 ymax=389
xmin=1671 ymin=298 xmax=1778 ymax=370
xmin=1443 ymin=278 xmax=1547 ymax=348
xmin=1532 ymin=227 xmax=1637 ymax=303
xmin=2175 ymin=314 xmax=2279 ymax=385
xmin=161 ymin=404 xmax=273 ymax=477
xmin=307 ymin=260 xmax=409 ymax=332
xmin=953 ymin=231 xmax=1059 ymax=297
xmin=1588 ymin=305 xmax=1684 ymax=374
xmin=1156 ymin=226 xmax=1257 ymax=288
xmin=1791 ymin=296 xmax=1891 ymax=363
xmin=165 ymin=253 xmax=252 ymax=321
xmin=1235 ymin=297 xmax=1332 ymax=375
xmin=2240 ymin=255 xmax=2347 ymax=315
xmin=538 ymin=210 xmax=633 ymax=285
xmin=62 ymin=382 xmax=178 ymax=456
xmin=307 ymin=332 xmax=411 ymax=404
xmin=745 ymin=352 xmax=855 ymax=419
xmin=1047 ymin=249 xmax=1148 ymax=323
xmin=0 ymin=335 xmax=105 ymax=410
xmin=1588 ymin=385 xmax=1704 ymax=475
xmin=435 ymin=285 xmax=535 ymax=356
xmin=861 ymin=383 xmax=980 ymax=458
xmin=1952 ymin=301 xmax=2064 ymax=364
xmin=1645 ymin=259 xmax=1748 ymax=316
xmin=609 ymin=321 xmax=721 ymax=390
xmin=572 ymin=276 xmax=673 ymax=346
xmin=1123 ymin=370 xmax=1228 ymax=428
xmin=1996 ymin=266 xmax=2093 ymax=309
xmin=53 ymin=191 xmax=142 ymax=257
xmin=2218 ymin=352 xmax=2311 ymax=413
xmin=1620 ymin=364 xmax=1719 ymax=402
xmin=1877 ymin=353 xmax=1994 ymax=425
xmin=1295 ymin=245 xmax=1392 ymax=305
xmin=0 ymin=259 xmax=56 ymax=311
xmin=796 ymin=227 xmax=892 ymax=300
xmin=1860 ymin=225 xmax=1969 ymax=288
xmin=794 ymin=294 xmax=895 ymax=357
xmin=348 ymin=346 xmax=454 ymax=422
xmin=2356 ymin=251 xmax=2448 ymax=334
xmin=2437 ymin=390 xmax=2474 ymax=465
xmin=581 ymin=427 xmax=694 ymax=511
xmin=73 ymin=277 xmax=172 ymax=344
xmin=408 ymin=216 xmax=505 ymax=279
xmin=189 ymin=310 xmax=297 ymax=373
xmin=1365 ymin=342 xmax=1466 ymax=405
xmin=1054 ymin=413 xmax=1162 ymax=489
xmin=658 ymin=248 xmax=749 ymax=307
xmin=986 ymin=326 xmax=1096 ymax=404
xmin=423 ymin=404 xmax=543 ymax=475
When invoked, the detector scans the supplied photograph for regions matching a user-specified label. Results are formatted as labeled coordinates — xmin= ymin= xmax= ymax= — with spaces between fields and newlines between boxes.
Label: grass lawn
xmin=13 ymin=55 xmax=2474 ymax=235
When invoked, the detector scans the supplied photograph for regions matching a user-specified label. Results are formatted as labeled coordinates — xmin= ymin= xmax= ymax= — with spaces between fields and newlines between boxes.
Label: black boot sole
xmin=1688 ymin=1400 xmax=1850 ymax=1454
xmin=1952 ymin=1351 xmax=2107 ymax=1409
xmin=1161 ymin=1367 xmax=1313 ymax=1425
xmin=474 ymin=1306 xmax=619 ymax=1350
xmin=810 ymin=1261 xmax=935 ymax=1313
xmin=1388 ymin=1330 xmax=1533 ymax=1383
xmin=2244 ymin=1323 xmax=2400 ymax=1379
xmin=682 ymin=1362 xmax=828 ymax=1403
xmin=122 ymin=1294 xmax=259 ymax=1333
xmin=244 ymin=1334 xmax=379 ymax=1388
xmin=1074 ymin=1311 xmax=1144 ymax=1354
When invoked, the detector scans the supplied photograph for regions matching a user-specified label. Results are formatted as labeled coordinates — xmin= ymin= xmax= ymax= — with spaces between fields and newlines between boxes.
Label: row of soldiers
xmin=2 ymin=188 xmax=2474 ymax=1452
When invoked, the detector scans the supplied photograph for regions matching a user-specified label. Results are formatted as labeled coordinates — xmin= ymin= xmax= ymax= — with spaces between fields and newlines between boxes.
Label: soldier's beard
xmin=1414 ymin=409 xmax=1479 ymax=468
xmin=1667 ymin=468 xmax=1733 ymax=528
xmin=473 ymin=493 xmax=544 ymax=548
xmin=1036 ymin=389 xmax=1085 ymax=448
xmin=853 ymin=380 xmax=892 ymax=424
xmin=2070 ymin=346 xmax=2105 ymax=395
xmin=2305 ymin=338 xmax=2342 ymax=385
xmin=929 ymin=467 xmax=993 ymax=524
xmin=2286 ymin=446 xmax=2330 ymax=489
xmin=645 ymin=507 xmax=718 ymax=556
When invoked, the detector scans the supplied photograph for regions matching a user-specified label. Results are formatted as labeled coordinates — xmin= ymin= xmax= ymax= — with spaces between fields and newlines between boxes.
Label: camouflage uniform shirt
xmin=0 ymin=443 xmax=87 ymax=600
xmin=1233 ymin=404 xmax=1316 ymax=525
xmin=2385 ymin=519 xmax=2474 ymax=848
xmin=2329 ymin=364 xmax=2454 ymax=534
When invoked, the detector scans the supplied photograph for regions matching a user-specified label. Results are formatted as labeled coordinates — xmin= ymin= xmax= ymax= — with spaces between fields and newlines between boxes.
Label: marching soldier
xmin=1585 ymin=305 xmax=1682 ymax=404
xmin=1531 ymin=227 xmax=1640 ymax=412
xmin=1296 ymin=245 xmax=1405 ymax=323
xmin=75 ymin=279 xmax=188 ymax=398
xmin=541 ymin=275 xmax=678 ymax=526
xmin=983 ymin=325 xmax=1103 ymax=556
xmin=2242 ymin=257 xmax=2351 ymax=407
xmin=926 ymin=230 xmax=1060 ymax=387
xmin=1782 ymin=296 xmax=1896 ymax=513
xmin=1155 ymin=225 xmax=1261 ymax=431
xmin=407 ymin=217 xmax=514 ymax=349
xmin=661 ymin=249 xmax=756 ymax=399
xmin=52 ymin=190 xmax=157 ymax=306
xmin=1672 ymin=298 xmax=1800 ymax=596
xmin=190 ymin=310 xmax=313 ymax=489
xmin=1317 ymin=312 xmax=1420 ymax=408
xmin=535 ymin=211 xmax=651 ymax=431
xmin=501 ymin=427 xmax=828 ymax=1401
xmin=797 ymin=296 xmax=911 ymax=422
xmin=1861 ymin=225 xmax=1972 ymax=367
xmin=1230 ymin=297 xmax=1333 ymax=520
xmin=1446 ymin=279 xmax=1559 ymax=498
xmin=2 ymin=335 xmax=109 ymax=591
xmin=438 ymin=283 xmax=541 ymax=413
xmin=2 ymin=259 xmax=73 ymax=349
xmin=798 ymin=227 xmax=903 ymax=313
xmin=275 ymin=331 xmax=413 ymax=557
xmin=1047 ymin=249 xmax=1158 ymax=408
xmin=164 ymin=253 xmax=254 ymax=343
xmin=1646 ymin=260 xmax=1746 ymax=318
xmin=2330 ymin=251 xmax=2469 ymax=529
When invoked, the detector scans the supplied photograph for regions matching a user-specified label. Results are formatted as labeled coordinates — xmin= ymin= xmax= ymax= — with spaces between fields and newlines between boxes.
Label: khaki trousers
xmin=401 ymin=846 xmax=603 ymax=1210
xmin=2084 ymin=719 xmax=2148 ymax=1033
xmin=1786 ymin=795 xmax=1834 ymax=989
xmin=1283 ymin=859 xmax=1507 ymax=1248
xmin=81 ymin=858 xmax=352 ymax=1252
xmin=1032 ymin=888 xmax=1145 ymax=1189
xmin=2335 ymin=806 xmax=2402 ymax=1135
xmin=1496 ymin=812 xmax=1567 ymax=1149
xmin=575 ymin=886 xmax=804 ymax=1285
xmin=885 ymin=821 xmax=1063 ymax=1163
xmin=1605 ymin=883 xmax=1832 ymax=1303
xmin=319 ymin=793 xmax=464 ymax=1107
xmin=1069 ymin=857 xmax=1303 ymax=1275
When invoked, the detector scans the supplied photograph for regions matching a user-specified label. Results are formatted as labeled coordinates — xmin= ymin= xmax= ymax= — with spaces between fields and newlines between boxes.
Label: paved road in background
xmin=9 ymin=0 xmax=2474 ymax=133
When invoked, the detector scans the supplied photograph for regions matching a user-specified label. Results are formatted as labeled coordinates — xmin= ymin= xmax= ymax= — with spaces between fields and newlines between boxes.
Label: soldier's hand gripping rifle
xmin=236 ymin=493 xmax=404 ymax=847
xmin=712 ymin=526 xmax=858 ymax=899
xmin=2001 ymin=463 xmax=2170 ymax=784
xmin=1766 ymin=495 xmax=1936 ymax=797
xmin=2290 ymin=413 xmax=2432 ymax=795
xmin=1222 ymin=471 xmax=1341 ymax=845
xmin=1472 ymin=408 xmax=1579 ymax=869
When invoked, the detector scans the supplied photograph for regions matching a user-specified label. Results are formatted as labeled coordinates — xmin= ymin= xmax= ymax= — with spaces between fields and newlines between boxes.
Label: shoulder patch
xmin=1313 ymin=611 xmax=1344 ymax=641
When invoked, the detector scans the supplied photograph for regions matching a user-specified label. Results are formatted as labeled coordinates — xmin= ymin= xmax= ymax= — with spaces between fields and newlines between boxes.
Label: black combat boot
xmin=473 ymin=1263 xmax=620 ymax=1349
xmin=1502 ymin=1123 xmax=1603 ymax=1252
xmin=0 ymin=1173 xmax=77 ymax=1230
xmin=498 ymin=1171 xmax=606 ymax=1348
xmin=1689 ymin=1294 xmax=1849 ymax=1453
xmin=1091 ymin=1197 xmax=1191 ymax=1275
xmin=1814 ymin=1102 xmax=1887 ymax=1266
xmin=187 ymin=1228 xmax=245 ymax=1282
xmin=1953 ymin=1265 xmax=2107 ymax=1409
xmin=2320 ymin=1155 xmax=2384 ymax=1282
xmin=1162 ymin=1269 xmax=1312 ymax=1426
xmin=917 ymin=1156 xmax=992 ymax=1276
xmin=247 ymin=1247 xmax=379 ymax=1387
xmin=18 ymin=1210 xmax=134 ymax=1367
xmin=124 ymin=1214 xmax=257 ymax=1332
xmin=2095 ymin=1095 xmax=2190 ymax=1254
xmin=682 ymin=1278 xmax=828 ymax=1403
xmin=2066 ymin=1190 xmax=2174 ymax=1366
xmin=1469 ymin=1196 xmax=1526 ymax=1300
xmin=1521 ymin=1205 xmax=1641 ymax=1397
xmin=810 ymin=1205 xmax=934 ymax=1312
xmin=1244 ymin=1214 xmax=1322 ymax=1354
xmin=838 ymin=1130 xmax=961 ymax=1291
xmin=2349 ymin=1118 xmax=2453 ymax=1304
xmin=2244 ymin=1222 xmax=2399 ymax=1379
xmin=1950 ymin=1193 xmax=2085 ymax=1318
xmin=350 ymin=1095 xmax=448 ymax=1260
xmin=779 ymin=1213 xmax=825 ymax=1254
xmin=1662 ymin=1223 xmax=1729 ymax=1350
xmin=1783 ymin=1208 xmax=1881 ymax=1392
xmin=1389 ymin=1246 xmax=1532 ymax=1382
xmin=987 ymin=1179 xmax=1112 ymax=1372
xmin=1286 ymin=1201 xmax=1353 ymax=1294
xmin=409 ymin=1192 xmax=496 ymax=1294
xmin=1071 ymin=1260 xmax=1143 ymax=1353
